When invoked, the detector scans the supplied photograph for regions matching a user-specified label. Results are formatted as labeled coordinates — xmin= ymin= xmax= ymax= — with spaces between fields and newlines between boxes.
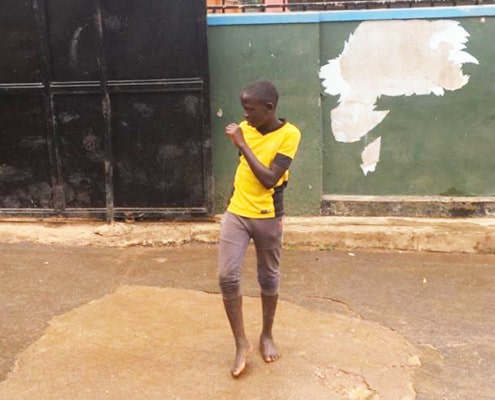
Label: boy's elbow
xmin=262 ymin=178 xmax=277 ymax=189
xmin=259 ymin=170 xmax=282 ymax=189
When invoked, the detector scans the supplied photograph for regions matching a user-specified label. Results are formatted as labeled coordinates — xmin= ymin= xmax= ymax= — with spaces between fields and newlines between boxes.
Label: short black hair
xmin=240 ymin=80 xmax=279 ymax=107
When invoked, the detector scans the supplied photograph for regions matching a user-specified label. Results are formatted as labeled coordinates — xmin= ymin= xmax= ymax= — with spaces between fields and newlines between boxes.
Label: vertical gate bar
xmin=199 ymin=0 xmax=214 ymax=215
xmin=32 ymin=0 xmax=66 ymax=213
xmin=92 ymin=0 xmax=114 ymax=222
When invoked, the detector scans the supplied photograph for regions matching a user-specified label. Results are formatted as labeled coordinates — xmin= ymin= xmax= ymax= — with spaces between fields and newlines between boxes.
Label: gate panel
xmin=0 ymin=0 xmax=212 ymax=219
xmin=45 ymin=0 xmax=99 ymax=81
xmin=0 ymin=96 xmax=51 ymax=208
xmin=54 ymin=95 xmax=106 ymax=208
xmin=0 ymin=2 xmax=50 ymax=210
xmin=101 ymin=0 xmax=207 ymax=80
xmin=0 ymin=0 xmax=41 ymax=83
xmin=112 ymin=92 xmax=206 ymax=208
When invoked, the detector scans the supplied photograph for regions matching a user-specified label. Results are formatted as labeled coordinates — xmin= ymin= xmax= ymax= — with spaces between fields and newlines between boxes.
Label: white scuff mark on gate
xmin=70 ymin=26 xmax=84 ymax=69
xmin=133 ymin=102 xmax=154 ymax=119
xmin=319 ymin=20 xmax=479 ymax=175
xmin=59 ymin=112 xmax=80 ymax=124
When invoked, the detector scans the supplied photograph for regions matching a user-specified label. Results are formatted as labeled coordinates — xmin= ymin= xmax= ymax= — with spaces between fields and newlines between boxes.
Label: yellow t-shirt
xmin=227 ymin=120 xmax=301 ymax=218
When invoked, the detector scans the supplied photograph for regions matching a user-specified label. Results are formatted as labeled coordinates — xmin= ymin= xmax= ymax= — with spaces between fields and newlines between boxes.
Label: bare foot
xmin=231 ymin=340 xmax=254 ymax=378
xmin=260 ymin=335 xmax=280 ymax=363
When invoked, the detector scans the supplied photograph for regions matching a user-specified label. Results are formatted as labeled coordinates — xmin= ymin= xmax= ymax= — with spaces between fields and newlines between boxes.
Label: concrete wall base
xmin=321 ymin=195 xmax=495 ymax=218
xmin=1 ymin=215 xmax=495 ymax=254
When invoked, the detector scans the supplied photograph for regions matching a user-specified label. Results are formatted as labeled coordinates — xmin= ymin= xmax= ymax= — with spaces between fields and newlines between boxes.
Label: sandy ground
xmin=0 ymin=286 xmax=419 ymax=400
xmin=0 ymin=241 xmax=494 ymax=399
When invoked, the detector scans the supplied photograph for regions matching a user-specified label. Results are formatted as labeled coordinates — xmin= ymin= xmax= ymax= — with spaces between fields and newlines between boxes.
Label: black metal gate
xmin=0 ymin=0 xmax=212 ymax=220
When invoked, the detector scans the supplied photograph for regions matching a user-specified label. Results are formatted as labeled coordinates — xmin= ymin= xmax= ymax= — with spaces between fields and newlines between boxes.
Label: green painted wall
xmin=208 ymin=23 xmax=322 ymax=215
xmin=208 ymin=15 xmax=495 ymax=215
xmin=320 ymin=18 xmax=495 ymax=197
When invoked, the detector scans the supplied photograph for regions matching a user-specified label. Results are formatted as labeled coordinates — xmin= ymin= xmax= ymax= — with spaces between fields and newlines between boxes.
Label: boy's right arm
xmin=225 ymin=123 xmax=287 ymax=189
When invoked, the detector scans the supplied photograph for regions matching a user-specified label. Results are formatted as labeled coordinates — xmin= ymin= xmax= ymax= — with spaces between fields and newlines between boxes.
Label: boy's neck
xmin=257 ymin=116 xmax=283 ymax=134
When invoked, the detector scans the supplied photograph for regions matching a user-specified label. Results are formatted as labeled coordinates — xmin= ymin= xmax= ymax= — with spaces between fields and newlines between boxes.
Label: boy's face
xmin=240 ymin=92 xmax=274 ymax=129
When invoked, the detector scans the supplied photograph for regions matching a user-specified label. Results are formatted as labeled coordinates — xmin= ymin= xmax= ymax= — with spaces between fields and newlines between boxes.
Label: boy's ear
xmin=266 ymin=102 xmax=275 ymax=111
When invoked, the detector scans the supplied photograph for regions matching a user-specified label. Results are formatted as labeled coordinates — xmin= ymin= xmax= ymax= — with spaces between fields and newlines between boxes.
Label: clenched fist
xmin=225 ymin=123 xmax=246 ymax=148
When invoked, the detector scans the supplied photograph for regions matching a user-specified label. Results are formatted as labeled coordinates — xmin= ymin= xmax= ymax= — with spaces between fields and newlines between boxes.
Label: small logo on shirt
xmin=260 ymin=209 xmax=271 ymax=214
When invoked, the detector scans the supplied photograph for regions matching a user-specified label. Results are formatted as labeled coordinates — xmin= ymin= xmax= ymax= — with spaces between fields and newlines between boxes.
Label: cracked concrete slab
xmin=0 ymin=286 xmax=420 ymax=400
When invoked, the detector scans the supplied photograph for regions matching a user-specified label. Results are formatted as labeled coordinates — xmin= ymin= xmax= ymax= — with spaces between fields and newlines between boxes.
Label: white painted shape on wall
xmin=319 ymin=19 xmax=478 ymax=175
xmin=360 ymin=137 xmax=382 ymax=175
xmin=331 ymin=103 xmax=389 ymax=143
xmin=319 ymin=58 xmax=351 ymax=98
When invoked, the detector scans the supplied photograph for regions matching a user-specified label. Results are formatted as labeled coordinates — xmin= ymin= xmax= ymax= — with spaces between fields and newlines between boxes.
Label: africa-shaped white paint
xmin=331 ymin=103 xmax=388 ymax=143
xmin=319 ymin=20 xmax=479 ymax=174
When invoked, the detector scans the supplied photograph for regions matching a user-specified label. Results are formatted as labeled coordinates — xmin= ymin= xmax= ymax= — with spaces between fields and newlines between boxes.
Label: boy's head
xmin=239 ymin=80 xmax=279 ymax=129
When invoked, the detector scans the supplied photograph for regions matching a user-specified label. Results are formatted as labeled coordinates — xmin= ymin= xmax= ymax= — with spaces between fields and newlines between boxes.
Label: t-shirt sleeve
xmin=277 ymin=128 xmax=301 ymax=160
xmin=273 ymin=153 xmax=293 ymax=169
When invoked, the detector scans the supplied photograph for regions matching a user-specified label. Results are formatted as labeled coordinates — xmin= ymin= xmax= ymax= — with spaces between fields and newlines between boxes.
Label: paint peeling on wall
xmin=319 ymin=20 xmax=479 ymax=174
xmin=360 ymin=136 xmax=381 ymax=176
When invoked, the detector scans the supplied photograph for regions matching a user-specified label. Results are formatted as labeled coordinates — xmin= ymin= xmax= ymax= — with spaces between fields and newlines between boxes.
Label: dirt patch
xmin=0 ymin=286 xmax=420 ymax=400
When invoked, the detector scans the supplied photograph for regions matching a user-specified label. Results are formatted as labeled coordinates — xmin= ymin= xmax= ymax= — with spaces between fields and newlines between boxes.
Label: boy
xmin=218 ymin=80 xmax=301 ymax=377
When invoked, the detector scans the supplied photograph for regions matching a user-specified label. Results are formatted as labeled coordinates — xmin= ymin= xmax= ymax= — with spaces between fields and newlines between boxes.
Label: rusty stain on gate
xmin=0 ymin=0 xmax=212 ymax=221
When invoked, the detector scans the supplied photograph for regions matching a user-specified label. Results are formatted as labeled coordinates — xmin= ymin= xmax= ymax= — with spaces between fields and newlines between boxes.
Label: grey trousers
xmin=218 ymin=211 xmax=283 ymax=300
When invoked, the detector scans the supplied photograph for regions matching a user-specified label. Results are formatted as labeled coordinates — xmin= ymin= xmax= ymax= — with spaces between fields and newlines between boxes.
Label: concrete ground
xmin=0 ymin=218 xmax=494 ymax=399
